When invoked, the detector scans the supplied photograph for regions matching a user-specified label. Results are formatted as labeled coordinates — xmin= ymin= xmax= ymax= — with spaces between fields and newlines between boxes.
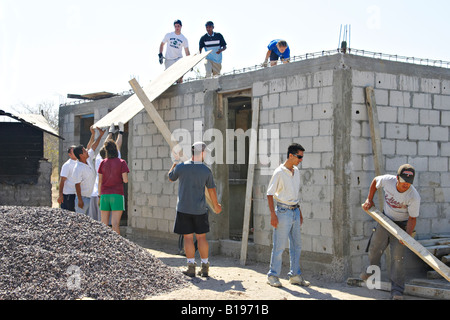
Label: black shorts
xmin=174 ymin=211 xmax=210 ymax=235
xmin=270 ymin=51 xmax=282 ymax=61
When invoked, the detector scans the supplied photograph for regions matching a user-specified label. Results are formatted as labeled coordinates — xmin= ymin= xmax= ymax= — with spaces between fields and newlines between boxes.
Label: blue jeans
xmin=75 ymin=196 xmax=91 ymax=216
xmin=268 ymin=206 xmax=302 ymax=278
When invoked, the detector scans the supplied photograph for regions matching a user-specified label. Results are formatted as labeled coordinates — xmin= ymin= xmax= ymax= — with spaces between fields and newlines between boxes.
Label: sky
xmin=1 ymin=0 xmax=449 ymax=113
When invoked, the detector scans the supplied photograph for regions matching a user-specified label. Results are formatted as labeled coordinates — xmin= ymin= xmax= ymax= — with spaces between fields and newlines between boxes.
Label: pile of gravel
xmin=0 ymin=206 xmax=190 ymax=300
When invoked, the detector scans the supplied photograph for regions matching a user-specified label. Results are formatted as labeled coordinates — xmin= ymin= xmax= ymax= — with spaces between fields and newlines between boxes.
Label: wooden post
xmin=129 ymin=78 xmax=215 ymax=212
xmin=363 ymin=205 xmax=450 ymax=282
xmin=240 ymin=98 xmax=260 ymax=266
xmin=365 ymin=86 xmax=384 ymax=210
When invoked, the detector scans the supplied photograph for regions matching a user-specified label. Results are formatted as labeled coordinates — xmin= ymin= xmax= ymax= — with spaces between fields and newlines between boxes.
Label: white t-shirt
xmin=60 ymin=159 xmax=77 ymax=195
xmin=162 ymin=32 xmax=189 ymax=60
xmin=73 ymin=149 xmax=96 ymax=198
xmin=376 ymin=174 xmax=421 ymax=221
xmin=266 ymin=164 xmax=301 ymax=206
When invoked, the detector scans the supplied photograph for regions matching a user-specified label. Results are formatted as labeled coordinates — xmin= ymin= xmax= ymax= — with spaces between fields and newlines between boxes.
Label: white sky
xmin=1 ymin=0 xmax=449 ymax=113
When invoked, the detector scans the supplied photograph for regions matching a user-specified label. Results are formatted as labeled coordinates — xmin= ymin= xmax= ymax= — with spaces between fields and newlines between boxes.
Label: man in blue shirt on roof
xmin=263 ymin=40 xmax=290 ymax=67
xmin=199 ymin=21 xmax=227 ymax=78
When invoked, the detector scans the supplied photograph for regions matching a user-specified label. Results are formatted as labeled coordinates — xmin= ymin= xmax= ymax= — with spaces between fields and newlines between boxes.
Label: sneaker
xmin=197 ymin=262 xmax=210 ymax=277
xmin=289 ymin=275 xmax=311 ymax=287
xmin=391 ymin=294 xmax=404 ymax=300
xmin=267 ymin=276 xmax=282 ymax=287
xmin=182 ymin=263 xmax=196 ymax=277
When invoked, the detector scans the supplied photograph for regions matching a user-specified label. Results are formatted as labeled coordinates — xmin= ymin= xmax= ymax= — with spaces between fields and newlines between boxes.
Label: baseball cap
xmin=174 ymin=19 xmax=182 ymax=26
xmin=397 ymin=164 xmax=415 ymax=184
xmin=192 ymin=141 xmax=207 ymax=153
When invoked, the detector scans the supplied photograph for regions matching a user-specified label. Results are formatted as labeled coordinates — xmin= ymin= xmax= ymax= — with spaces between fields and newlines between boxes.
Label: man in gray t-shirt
xmin=169 ymin=142 xmax=222 ymax=277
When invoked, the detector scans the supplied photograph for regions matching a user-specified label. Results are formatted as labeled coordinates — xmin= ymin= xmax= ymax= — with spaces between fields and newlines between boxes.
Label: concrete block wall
xmin=348 ymin=56 xmax=450 ymax=276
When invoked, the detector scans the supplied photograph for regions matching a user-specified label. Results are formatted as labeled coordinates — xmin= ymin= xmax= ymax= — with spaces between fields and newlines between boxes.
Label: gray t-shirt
xmin=169 ymin=161 xmax=216 ymax=215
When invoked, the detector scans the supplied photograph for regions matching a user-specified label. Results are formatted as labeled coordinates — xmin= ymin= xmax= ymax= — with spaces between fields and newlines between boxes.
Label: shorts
xmin=174 ymin=211 xmax=210 ymax=235
xmin=61 ymin=194 xmax=76 ymax=212
xmin=100 ymin=194 xmax=125 ymax=211
xmin=270 ymin=51 xmax=287 ymax=61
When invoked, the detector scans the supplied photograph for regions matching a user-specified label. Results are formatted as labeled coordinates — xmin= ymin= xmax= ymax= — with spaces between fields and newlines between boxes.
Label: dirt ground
xmin=135 ymin=237 xmax=426 ymax=301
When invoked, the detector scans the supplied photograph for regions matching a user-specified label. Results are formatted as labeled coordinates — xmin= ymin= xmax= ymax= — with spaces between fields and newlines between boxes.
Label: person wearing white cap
xmin=168 ymin=142 xmax=222 ymax=277
xmin=361 ymin=164 xmax=421 ymax=300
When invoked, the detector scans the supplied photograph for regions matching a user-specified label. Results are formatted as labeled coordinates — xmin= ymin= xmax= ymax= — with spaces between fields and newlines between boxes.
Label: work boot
xmin=182 ymin=263 xmax=196 ymax=277
xmin=289 ymin=275 xmax=311 ymax=287
xmin=197 ymin=262 xmax=210 ymax=277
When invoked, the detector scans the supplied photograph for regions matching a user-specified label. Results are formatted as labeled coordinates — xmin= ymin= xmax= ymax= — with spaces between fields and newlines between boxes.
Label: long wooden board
xmin=240 ymin=98 xmax=260 ymax=266
xmin=363 ymin=205 xmax=450 ymax=282
xmin=129 ymin=78 xmax=216 ymax=213
xmin=93 ymin=51 xmax=211 ymax=129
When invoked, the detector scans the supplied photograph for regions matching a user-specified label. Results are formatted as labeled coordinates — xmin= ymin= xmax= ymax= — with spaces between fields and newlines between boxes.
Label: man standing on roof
xmin=199 ymin=21 xmax=227 ymax=78
xmin=263 ymin=40 xmax=290 ymax=67
xmin=159 ymin=19 xmax=191 ymax=83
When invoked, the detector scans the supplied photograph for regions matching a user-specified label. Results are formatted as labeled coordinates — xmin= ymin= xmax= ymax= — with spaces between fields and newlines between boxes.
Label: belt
xmin=277 ymin=202 xmax=299 ymax=210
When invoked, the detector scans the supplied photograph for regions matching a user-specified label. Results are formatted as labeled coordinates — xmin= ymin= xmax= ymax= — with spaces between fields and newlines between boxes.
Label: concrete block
xmin=413 ymin=93 xmax=432 ymax=109
xmin=274 ymin=107 xmax=292 ymax=123
xmin=375 ymin=89 xmax=389 ymax=106
xmin=421 ymin=78 xmax=440 ymax=94
xmin=442 ymin=111 xmax=450 ymax=126
xmin=319 ymin=119 xmax=333 ymax=135
xmin=280 ymin=122 xmax=299 ymax=138
xmin=269 ymin=78 xmax=287 ymax=93
xmin=299 ymin=88 xmax=318 ymax=105
xmin=376 ymin=73 xmax=397 ymax=90
xmin=318 ymin=87 xmax=333 ymax=103
xmin=292 ymin=105 xmax=312 ymax=122
xmin=287 ymin=74 xmax=307 ymax=91
xmin=443 ymin=80 xmax=450 ymax=95
xmin=352 ymin=87 xmax=366 ymax=104
xmin=352 ymin=70 xmax=374 ymax=87
xmin=314 ymin=70 xmax=334 ymax=87
xmin=386 ymin=123 xmax=407 ymax=139
xmin=352 ymin=104 xmax=368 ymax=121
xmin=399 ymin=75 xmax=420 ymax=91
xmin=312 ymin=236 xmax=334 ymax=254
xmin=434 ymin=95 xmax=450 ymax=110
xmin=429 ymin=157 xmax=448 ymax=172
xmin=441 ymin=142 xmax=450 ymax=157
xmin=279 ymin=91 xmax=298 ymax=107
xmin=408 ymin=125 xmax=429 ymax=140
xmin=406 ymin=157 xmax=428 ymax=172
xmin=398 ymin=107 xmax=419 ymax=124
xmin=312 ymin=103 xmax=333 ymax=120
xmin=262 ymin=93 xmax=279 ymax=109
xmin=396 ymin=140 xmax=417 ymax=156
xmin=299 ymin=120 xmax=319 ymax=136
xmin=418 ymin=141 xmax=438 ymax=156
xmin=419 ymin=110 xmax=440 ymax=125
xmin=429 ymin=126 xmax=449 ymax=141
xmin=378 ymin=106 xmax=398 ymax=122
xmin=385 ymin=156 xmax=407 ymax=172
xmin=390 ymin=91 xmax=411 ymax=107
xmin=313 ymin=136 xmax=333 ymax=152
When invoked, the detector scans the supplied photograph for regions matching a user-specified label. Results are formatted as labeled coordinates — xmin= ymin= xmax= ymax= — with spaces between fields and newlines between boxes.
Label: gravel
xmin=0 ymin=206 xmax=190 ymax=300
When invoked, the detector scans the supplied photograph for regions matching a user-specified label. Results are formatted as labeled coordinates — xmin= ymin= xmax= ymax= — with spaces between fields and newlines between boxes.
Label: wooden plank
xmin=94 ymin=51 xmax=211 ymax=129
xmin=128 ymin=78 xmax=216 ymax=212
xmin=347 ymin=277 xmax=450 ymax=300
xmin=365 ymin=86 xmax=384 ymax=210
xmin=240 ymin=98 xmax=260 ymax=266
xmin=362 ymin=205 xmax=450 ymax=282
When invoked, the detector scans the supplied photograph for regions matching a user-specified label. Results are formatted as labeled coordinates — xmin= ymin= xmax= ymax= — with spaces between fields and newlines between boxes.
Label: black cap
xmin=174 ymin=19 xmax=182 ymax=26
xmin=397 ymin=164 xmax=415 ymax=184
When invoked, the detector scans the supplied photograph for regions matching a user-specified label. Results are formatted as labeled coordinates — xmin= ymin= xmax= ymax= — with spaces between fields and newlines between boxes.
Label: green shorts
xmin=100 ymin=194 xmax=125 ymax=211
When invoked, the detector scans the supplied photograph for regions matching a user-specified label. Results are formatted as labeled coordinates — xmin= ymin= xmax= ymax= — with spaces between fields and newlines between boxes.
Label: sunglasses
xmin=291 ymin=154 xmax=303 ymax=159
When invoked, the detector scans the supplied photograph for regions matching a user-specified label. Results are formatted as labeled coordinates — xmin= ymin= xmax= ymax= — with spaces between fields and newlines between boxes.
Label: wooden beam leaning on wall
xmin=129 ymin=78 xmax=215 ymax=212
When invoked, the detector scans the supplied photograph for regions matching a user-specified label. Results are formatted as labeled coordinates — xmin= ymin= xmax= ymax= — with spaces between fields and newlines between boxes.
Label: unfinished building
xmin=59 ymin=52 xmax=450 ymax=279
